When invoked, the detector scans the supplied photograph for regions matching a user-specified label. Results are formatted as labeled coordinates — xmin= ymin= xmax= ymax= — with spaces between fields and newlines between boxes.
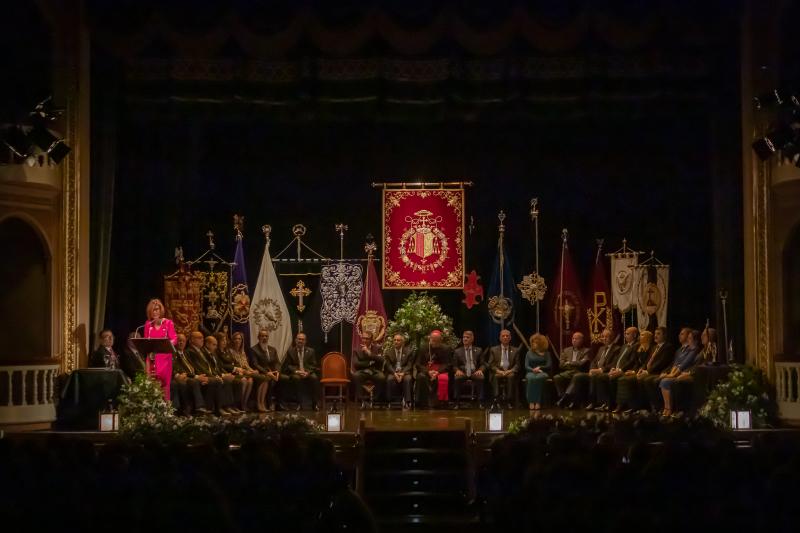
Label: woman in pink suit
xmin=143 ymin=298 xmax=177 ymax=400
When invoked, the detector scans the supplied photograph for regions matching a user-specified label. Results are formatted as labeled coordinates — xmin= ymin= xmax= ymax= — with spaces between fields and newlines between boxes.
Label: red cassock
xmin=143 ymin=319 xmax=177 ymax=400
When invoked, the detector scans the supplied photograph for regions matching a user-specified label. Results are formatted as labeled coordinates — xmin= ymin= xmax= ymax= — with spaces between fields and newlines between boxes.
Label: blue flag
xmin=485 ymin=226 xmax=518 ymax=347
xmin=230 ymin=232 xmax=251 ymax=347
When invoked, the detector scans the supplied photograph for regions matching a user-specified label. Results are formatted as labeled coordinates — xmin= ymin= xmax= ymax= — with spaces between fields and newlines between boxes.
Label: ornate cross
xmin=206 ymin=230 xmax=215 ymax=250
xmin=290 ymin=280 xmax=312 ymax=312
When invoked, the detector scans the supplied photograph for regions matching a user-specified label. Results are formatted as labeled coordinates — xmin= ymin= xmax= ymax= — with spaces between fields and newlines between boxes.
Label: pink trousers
xmin=146 ymin=354 xmax=172 ymax=401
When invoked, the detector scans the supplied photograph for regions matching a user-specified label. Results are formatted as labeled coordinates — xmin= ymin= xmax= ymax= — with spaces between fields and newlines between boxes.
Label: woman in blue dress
xmin=525 ymin=333 xmax=553 ymax=411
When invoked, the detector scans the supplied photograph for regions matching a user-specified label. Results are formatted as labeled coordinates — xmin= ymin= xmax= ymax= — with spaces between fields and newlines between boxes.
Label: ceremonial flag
xmin=229 ymin=231 xmax=251 ymax=346
xmin=546 ymin=231 xmax=585 ymax=354
xmin=382 ymin=187 xmax=465 ymax=289
xmin=586 ymin=242 xmax=618 ymax=345
xmin=610 ymin=252 xmax=638 ymax=313
xmin=634 ymin=264 xmax=669 ymax=331
xmin=485 ymin=217 xmax=517 ymax=346
xmin=250 ymin=231 xmax=293 ymax=361
xmin=352 ymin=251 xmax=388 ymax=369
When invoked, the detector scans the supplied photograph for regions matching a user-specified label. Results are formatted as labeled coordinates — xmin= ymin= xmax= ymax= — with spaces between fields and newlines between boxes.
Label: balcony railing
xmin=775 ymin=362 xmax=800 ymax=421
xmin=0 ymin=364 xmax=59 ymax=425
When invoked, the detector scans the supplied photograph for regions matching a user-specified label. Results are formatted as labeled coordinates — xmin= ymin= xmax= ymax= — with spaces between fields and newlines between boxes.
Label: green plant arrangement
xmin=117 ymin=373 xmax=323 ymax=443
xmin=383 ymin=291 xmax=458 ymax=354
xmin=699 ymin=364 xmax=774 ymax=429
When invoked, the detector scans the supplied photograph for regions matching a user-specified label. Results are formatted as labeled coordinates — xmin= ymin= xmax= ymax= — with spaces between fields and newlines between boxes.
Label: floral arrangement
xmin=383 ymin=291 xmax=458 ymax=353
xmin=117 ymin=373 xmax=323 ymax=442
xmin=699 ymin=364 xmax=773 ymax=429
xmin=506 ymin=411 xmax=720 ymax=436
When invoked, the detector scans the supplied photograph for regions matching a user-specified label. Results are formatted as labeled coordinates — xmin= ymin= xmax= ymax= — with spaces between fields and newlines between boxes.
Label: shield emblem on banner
xmin=164 ymin=267 xmax=202 ymax=335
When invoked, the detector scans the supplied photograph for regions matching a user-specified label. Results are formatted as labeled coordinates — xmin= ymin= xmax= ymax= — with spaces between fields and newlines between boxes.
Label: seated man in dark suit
xmin=560 ymin=329 xmax=617 ymax=409
xmin=204 ymin=335 xmax=243 ymax=414
xmin=351 ymin=331 xmax=386 ymax=407
xmin=171 ymin=333 xmax=211 ymax=415
xmin=283 ymin=332 xmax=320 ymax=411
xmin=595 ymin=327 xmax=639 ymax=411
xmin=637 ymin=326 xmax=677 ymax=411
xmin=89 ymin=329 xmax=121 ymax=370
xmin=414 ymin=330 xmax=453 ymax=408
xmin=185 ymin=330 xmax=224 ymax=415
xmin=384 ymin=333 xmax=414 ymax=408
xmin=250 ymin=328 xmax=282 ymax=410
xmin=554 ymin=331 xmax=591 ymax=405
xmin=487 ymin=329 xmax=522 ymax=408
xmin=452 ymin=330 xmax=486 ymax=407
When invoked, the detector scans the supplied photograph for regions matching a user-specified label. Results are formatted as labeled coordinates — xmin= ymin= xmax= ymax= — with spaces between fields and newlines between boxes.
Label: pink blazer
xmin=143 ymin=318 xmax=178 ymax=345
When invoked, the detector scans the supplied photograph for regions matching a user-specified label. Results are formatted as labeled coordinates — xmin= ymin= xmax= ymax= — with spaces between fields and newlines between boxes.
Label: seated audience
xmin=351 ymin=331 xmax=386 ymax=406
xmin=453 ymin=330 xmax=486 ymax=407
xmin=636 ymin=326 xmax=675 ymax=411
xmin=185 ymin=331 xmax=224 ymax=415
xmin=214 ymin=332 xmax=246 ymax=413
xmin=554 ymin=332 xmax=591 ymax=405
xmin=250 ymin=328 xmax=281 ymax=410
xmin=659 ymin=329 xmax=701 ymax=416
xmin=487 ymin=329 xmax=522 ymax=408
xmin=615 ymin=329 xmax=653 ymax=412
xmin=600 ymin=327 xmax=639 ymax=412
xmin=524 ymin=333 xmax=552 ymax=411
xmin=414 ymin=330 xmax=453 ymax=408
xmin=230 ymin=331 xmax=266 ymax=412
xmin=171 ymin=332 xmax=210 ymax=415
xmin=672 ymin=326 xmax=718 ymax=413
xmin=283 ymin=332 xmax=320 ymax=410
xmin=383 ymin=333 xmax=414 ymax=408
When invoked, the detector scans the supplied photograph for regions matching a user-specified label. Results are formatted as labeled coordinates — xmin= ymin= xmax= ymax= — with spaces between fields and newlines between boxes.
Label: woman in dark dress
xmin=215 ymin=331 xmax=251 ymax=412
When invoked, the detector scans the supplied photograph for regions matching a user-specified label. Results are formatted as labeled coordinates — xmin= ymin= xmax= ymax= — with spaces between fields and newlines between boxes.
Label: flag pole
xmin=532 ymin=199 xmax=540 ymax=331
xmin=559 ymin=229 xmax=568 ymax=355
xmin=498 ymin=211 xmax=507 ymax=331
xmin=335 ymin=223 xmax=349 ymax=353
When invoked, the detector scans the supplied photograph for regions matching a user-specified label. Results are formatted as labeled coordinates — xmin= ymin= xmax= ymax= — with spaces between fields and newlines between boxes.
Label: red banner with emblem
xmin=382 ymin=188 xmax=465 ymax=289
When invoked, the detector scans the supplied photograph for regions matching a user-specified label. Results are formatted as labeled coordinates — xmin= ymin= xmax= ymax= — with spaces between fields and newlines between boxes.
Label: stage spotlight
xmin=752 ymin=124 xmax=795 ymax=160
xmin=2 ymin=125 xmax=32 ymax=158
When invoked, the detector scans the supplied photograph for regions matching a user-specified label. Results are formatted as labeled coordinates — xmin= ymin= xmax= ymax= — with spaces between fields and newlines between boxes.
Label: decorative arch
xmin=0 ymin=216 xmax=51 ymax=362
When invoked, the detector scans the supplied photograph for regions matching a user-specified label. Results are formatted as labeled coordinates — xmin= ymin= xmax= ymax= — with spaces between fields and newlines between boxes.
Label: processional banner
xmin=382 ymin=188 xmax=465 ymax=289
xmin=164 ymin=264 xmax=202 ymax=336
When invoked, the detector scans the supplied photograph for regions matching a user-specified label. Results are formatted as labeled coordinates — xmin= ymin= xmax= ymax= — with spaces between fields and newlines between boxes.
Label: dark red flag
xmin=585 ymin=242 xmax=620 ymax=346
xmin=352 ymin=252 xmax=388 ymax=369
xmin=546 ymin=231 xmax=586 ymax=354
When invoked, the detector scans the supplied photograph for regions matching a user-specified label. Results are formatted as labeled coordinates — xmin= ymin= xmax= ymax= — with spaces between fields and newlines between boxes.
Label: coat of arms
xmin=251 ymin=297 xmax=283 ymax=333
xmin=164 ymin=265 xmax=202 ymax=335
xmin=399 ymin=209 xmax=449 ymax=273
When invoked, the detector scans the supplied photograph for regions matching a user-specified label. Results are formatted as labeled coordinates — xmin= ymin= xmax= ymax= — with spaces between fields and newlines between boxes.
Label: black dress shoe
xmin=585 ymin=403 xmax=594 ymax=411
xmin=567 ymin=402 xmax=576 ymax=410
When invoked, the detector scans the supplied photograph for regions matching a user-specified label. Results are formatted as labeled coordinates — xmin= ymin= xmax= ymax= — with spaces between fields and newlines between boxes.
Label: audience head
xmin=678 ymin=327 xmax=692 ymax=346
xmin=462 ymin=330 xmax=474 ymax=347
xmin=530 ymin=333 xmax=548 ymax=353
xmin=624 ymin=326 xmax=639 ymax=345
xmin=639 ymin=330 xmax=653 ymax=349
xmin=257 ymin=328 xmax=270 ymax=348
xmin=688 ymin=329 xmax=701 ymax=349
xmin=146 ymin=298 xmax=166 ymax=321
xmin=499 ymin=329 xmax=512 ymax=346
xmin=204 ymin=335 xmax=218 ymax=352
xmin=295 ymin=332 xmax=307 ymax=349
xmin=214 ymin=332 xmax=229 ymax=352
xmin=190 ymin=331 xmax=204 ymax=348
xmin=654 ymin=327 xmax=667 ymax=344
xmin=571 ymin=331 xmax=585 ymax=349
xmin=360 ymin=331 xmax=374 ymax=345
xmin=231 ymin=331 xmax=244 ymax=351
xmin=176 ymin=333 xmax=187 ymax=351
xmin=601 ymin=328 xmax=613 ymax=346
xmin=98 ymin=329 xmax=114 ymax=348
xmin=392 ymin=333 xmax=405 ymax=349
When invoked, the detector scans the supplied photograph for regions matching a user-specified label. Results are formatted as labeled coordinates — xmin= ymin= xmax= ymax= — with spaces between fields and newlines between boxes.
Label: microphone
xmin=134 ymin=325 xmax=144 ymax=338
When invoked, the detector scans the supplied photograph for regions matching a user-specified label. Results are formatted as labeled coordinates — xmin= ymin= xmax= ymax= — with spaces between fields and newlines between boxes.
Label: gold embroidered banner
xmin=382 ymin=188 xmax=464 ymax=289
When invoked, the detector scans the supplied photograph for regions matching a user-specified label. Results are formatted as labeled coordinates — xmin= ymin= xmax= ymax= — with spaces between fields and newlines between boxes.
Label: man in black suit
xmin=171 ymin=333 xmax=211 ymax=415
xmin=283 ymin=332 xmax=320 ymax=410
xmin=90 ymin=329 xmax=142 ymax=379
xmin=250 ymin=328 xmax=281 ymax=409
xmin=383 ymin=333 xmax=414 ymax=408
xmin=185 ymin=331 xmax=224 ymax=415
xmin=452 ymin=330 xmax=486 ymax=406
xmin=204 ymin=335 xmax=243 ymax=414
xmin=554 ymin=331 xmax=591 ymax=404
xmin=585 ymin=328 xmax=620 ymax=410
xmin=596 ymin=327 xmax=640 ymax=411
xmin=487 ymin=329 xmax=522 ymax=408
xmin=560 ymin=329 xmax=617 ymax=409
xmin=414 ymin=330 xmax=454 ymax=408
xmin=352 ymin=331 xmax=386 ymax=406
xmin=640 ymin=326 xmax=685 ymax=411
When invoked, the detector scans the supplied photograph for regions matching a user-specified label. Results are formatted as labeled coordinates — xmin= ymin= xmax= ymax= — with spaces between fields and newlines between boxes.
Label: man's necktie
xmin=465 ymin=348 xmax=473 ymax=375
xmin=299 ymin=349 xmax=304 ymax=371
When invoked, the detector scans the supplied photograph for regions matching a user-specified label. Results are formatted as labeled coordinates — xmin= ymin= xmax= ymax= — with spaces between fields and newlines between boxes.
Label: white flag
xmin=250 ymin=241 xmax=293 ymax=361
xmin=634 ymin=265 xmax=669 ymax=329
xmin=610 ymin=254 xmax=638 ymax=312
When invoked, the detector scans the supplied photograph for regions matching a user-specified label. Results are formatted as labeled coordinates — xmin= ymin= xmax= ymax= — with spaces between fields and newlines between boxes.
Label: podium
xmin=129 ymin=338 xmax=176 ymax=378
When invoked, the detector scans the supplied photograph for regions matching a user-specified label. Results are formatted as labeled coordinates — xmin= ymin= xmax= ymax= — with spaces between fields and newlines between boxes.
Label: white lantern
xmin=99 ymin=400 xmax=119 ymax=432
xmin=486 ymin=400 xmax=504 ymax=432
xmin=326 ymin=401 xmax=342 ymax=432
xmin=730 ymin=410 xmax=751 ymax=430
